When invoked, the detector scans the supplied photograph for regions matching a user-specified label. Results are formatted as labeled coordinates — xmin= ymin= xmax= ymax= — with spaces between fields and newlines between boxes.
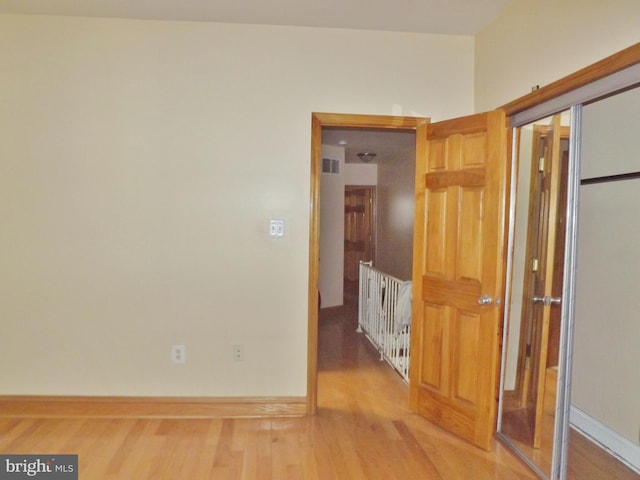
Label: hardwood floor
xmin=500 ymin=366 xmax=639 ymax=479
xmin=567 ymin=429 xmax=640 ymax=480
xmin=0 ymin=298 xmax=631 ymax=479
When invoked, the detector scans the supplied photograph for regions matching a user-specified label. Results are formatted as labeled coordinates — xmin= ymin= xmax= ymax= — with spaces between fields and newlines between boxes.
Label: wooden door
xmin=409 ymin=110 xmax=508 ymax=451
xmin=546 ymin=135 xmax=570 ymax=369
xmin=521 ymin=115 xmax=565 ymax=448
xmin=344 ymin=186 xmax=374 ymax=282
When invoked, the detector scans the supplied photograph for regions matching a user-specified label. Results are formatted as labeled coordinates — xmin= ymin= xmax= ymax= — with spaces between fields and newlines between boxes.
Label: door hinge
xmin=531 ymin=258 xmax=539 ymax=272
xmin=538 ymin=157 xmax=545 ymax=172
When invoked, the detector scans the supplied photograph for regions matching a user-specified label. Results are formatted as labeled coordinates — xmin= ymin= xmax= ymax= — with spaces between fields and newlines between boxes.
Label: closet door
xmin=409 ymin=110 xmax=508 ymax=451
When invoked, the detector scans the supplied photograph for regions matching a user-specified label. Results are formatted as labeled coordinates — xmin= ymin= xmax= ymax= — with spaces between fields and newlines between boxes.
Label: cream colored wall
xmin=573 ymin=87 xmax=640 ymax=445
xmin=376 ymin=150 xmax=415 ymax=281
xmin=475 ymin=0 xmax=640 ymax=111
xmin=344 ymin=163 xmax=377 ymax=186
xmin=0 ymin=14 xmax=474 ymax=396
xmin=319 ymin=145 xmax=345 ymax=309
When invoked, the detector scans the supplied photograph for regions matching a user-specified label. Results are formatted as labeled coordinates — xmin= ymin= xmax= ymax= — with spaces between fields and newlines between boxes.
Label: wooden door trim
xmin=0 ymin=395 xmax=307 ymax=418
xmin=308 ymin=113 xmax=430 ymax=414
xmin=501 ymin=43 xmax=640 ymax=116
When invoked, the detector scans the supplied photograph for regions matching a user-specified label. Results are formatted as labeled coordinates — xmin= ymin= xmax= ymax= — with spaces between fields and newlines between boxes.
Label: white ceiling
xmin=0 ymin=0 xmax=513 ymax=35
xmin=322 ymin=128 xmax=416 ymax=164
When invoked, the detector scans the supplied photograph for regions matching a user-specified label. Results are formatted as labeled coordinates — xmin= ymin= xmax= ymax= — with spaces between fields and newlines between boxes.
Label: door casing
xmin=308 ymin=113 xmax=429 ymax=414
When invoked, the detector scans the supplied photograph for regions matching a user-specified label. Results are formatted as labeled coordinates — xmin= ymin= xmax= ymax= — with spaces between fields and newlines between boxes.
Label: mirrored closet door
xmin=567 ymin=84 xmax=640 ymax=480
xmin=498 ymin=111 xmax=573 ymax=479
xmin=497 ymin=43 xmax=640 ymax=480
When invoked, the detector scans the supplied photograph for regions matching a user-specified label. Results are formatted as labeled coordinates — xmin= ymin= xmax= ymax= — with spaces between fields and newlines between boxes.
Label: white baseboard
xmin=570 ymin=405 xmax=640 ymax=474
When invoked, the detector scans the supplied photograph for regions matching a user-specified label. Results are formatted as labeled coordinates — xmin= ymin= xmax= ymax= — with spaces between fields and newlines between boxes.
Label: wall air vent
xmin=322 ymin=158 xmax=340 ymax=175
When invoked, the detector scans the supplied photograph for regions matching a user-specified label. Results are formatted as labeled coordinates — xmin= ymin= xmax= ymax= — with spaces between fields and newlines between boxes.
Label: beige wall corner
xmin=474 ymin=0 xmax=640 ymax=111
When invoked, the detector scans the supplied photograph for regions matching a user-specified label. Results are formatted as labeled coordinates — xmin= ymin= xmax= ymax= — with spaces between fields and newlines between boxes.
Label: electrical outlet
xmin=172 ymin=345 xmax=186 ymax=364
xmin=233 ymin=344 xmax=244 ymax=362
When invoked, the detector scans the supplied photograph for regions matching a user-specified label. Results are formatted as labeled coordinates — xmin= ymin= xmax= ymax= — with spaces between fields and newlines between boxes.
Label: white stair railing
xmin=357 ymin=261 xmax=411 ymax=382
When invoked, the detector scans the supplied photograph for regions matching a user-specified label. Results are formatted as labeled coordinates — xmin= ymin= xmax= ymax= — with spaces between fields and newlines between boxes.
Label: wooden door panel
xmin=453 ymin=310 xmax=481 ymax=404
xmin=422 ymin=303 xmax=445 ymax=389
xmin=410 ymin=110 xmax=508 ymax=452
xmin=425 ymin=189 xmax=447 ymax=275
xmin=426 ymin=170 xmax=486 ymax=189
xmin=460 ymin=132 xmax=487 ymax=167
xmin=421 ymin=277 xmax=480 ymax=307
xmin=344 ymin=187 xmax=374 ymax=282
xmin=429 ymin=139 xmax=447 ymax=170
xmin=417 ymin=388 xmax=476 ymax=443
xmin=458 ymin=186 xmax=483 ymax=280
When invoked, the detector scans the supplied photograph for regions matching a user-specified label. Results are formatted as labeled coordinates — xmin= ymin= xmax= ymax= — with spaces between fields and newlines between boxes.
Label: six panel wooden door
xmin=344 ymin=186 xmax=374 ymax=282
xmin=409 ymin=110 xmax=508 ymax=451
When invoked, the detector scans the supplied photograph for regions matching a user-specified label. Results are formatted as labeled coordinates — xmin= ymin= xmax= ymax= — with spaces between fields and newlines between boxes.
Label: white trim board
xmin=570 ymin=406 xmax=640 ymax=474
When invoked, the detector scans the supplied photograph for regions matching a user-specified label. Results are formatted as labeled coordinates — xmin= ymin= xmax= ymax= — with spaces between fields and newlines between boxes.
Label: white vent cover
xmin=322 ymin=158 xmax=340 ymax=174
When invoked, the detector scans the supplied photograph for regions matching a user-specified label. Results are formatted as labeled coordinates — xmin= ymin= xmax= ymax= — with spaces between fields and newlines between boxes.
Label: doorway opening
xmin=307 ymin=113 xmax=429 ymax=414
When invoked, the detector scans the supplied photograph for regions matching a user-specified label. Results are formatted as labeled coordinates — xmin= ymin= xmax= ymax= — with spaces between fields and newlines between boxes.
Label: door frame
xmin=307 ymin=112 xmax=430 ymax=414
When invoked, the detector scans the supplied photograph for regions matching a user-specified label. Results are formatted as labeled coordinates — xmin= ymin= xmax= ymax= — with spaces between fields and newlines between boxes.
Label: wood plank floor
xmin=0 ymin=298 xmax=633 ymax=479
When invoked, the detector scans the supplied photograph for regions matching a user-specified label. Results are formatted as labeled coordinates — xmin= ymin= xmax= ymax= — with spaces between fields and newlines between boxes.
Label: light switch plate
xmin=171 ymin=345 xmax=186 ymax=364
xmin=269 ymin=219 xmax=285 ymax=237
